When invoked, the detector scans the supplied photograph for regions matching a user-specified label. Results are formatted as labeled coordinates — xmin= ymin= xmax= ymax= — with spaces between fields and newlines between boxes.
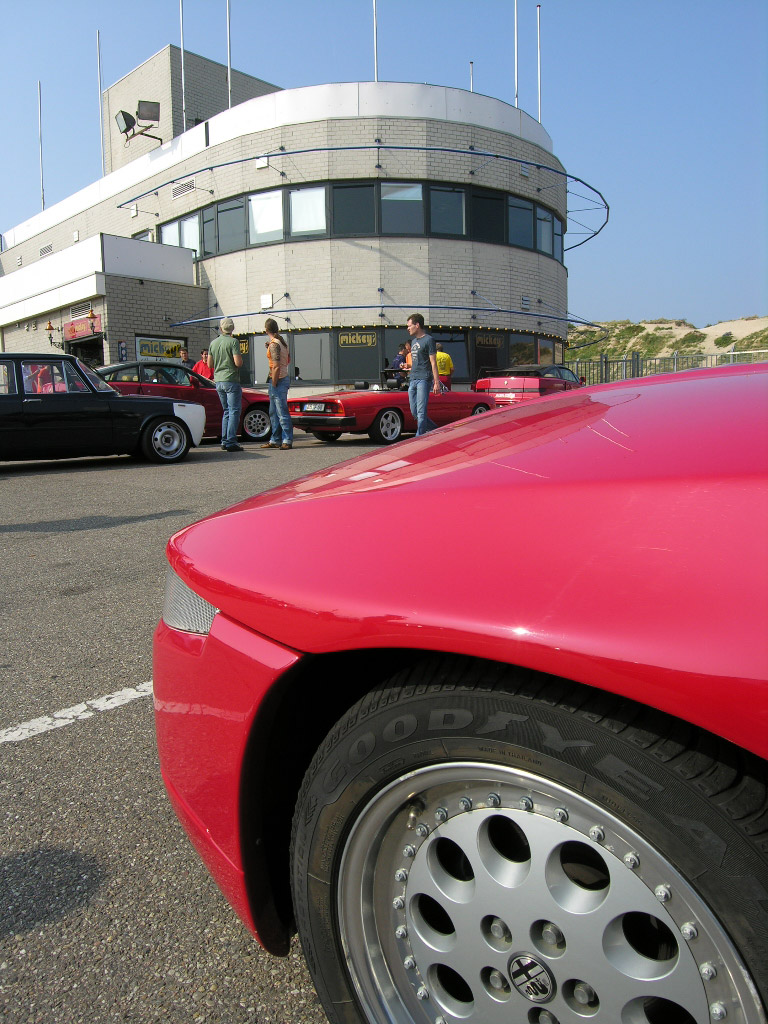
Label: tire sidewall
xmin=140 ymin=417 xmax=190 ymax=462
xmin=292 ymin=683 xmax=768 ymax=1023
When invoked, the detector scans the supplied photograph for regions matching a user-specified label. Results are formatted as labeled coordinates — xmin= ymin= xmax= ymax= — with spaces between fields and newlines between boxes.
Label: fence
xmin=566 ymin=350 xmax=768 ymax=386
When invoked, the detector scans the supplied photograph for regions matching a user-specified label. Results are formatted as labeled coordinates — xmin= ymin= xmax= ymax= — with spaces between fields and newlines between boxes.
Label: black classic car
xmin=0 ymin=353 xmax=206 ymax=465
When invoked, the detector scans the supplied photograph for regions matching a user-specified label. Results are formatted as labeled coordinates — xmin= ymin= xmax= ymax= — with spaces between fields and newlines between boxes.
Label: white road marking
xmin=0 ymin=681 xmax=153 ymax=744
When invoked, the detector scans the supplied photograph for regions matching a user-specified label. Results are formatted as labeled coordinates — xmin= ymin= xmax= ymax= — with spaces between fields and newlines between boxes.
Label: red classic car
xmin=288 ymin=384 xmax=496 ymax=443
xmin=154 ymin=364 xmax=768 ymax=1024
xmin=474 ymin=362 xmax=585 ymax=406
xmin=98 ymin=361 xmax=271 ymax=441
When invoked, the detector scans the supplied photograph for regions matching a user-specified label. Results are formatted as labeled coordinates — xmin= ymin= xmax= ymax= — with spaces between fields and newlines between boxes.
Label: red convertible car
xmin=288 ymin=385 xmax=495 ymax=443
xmin=474 ymin=362 xmax=585 ymax=406
xmin=154 ymin=364 xmax=768 ymax=1024
xmin=98 ymin=361 xmax=271 ymax=441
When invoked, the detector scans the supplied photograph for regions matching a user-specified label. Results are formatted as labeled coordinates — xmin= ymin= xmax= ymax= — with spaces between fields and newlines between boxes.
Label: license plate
xmin=303 ymin=402 xmax=325 ymax=412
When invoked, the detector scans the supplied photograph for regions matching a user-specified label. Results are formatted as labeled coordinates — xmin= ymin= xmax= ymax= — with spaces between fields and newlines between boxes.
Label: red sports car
xmin=474 ymin=362 xmax=585 ymax=406
xmin=288 ymin=385 xmax=496 ymax=443
xmin=154 ymin=364 xmax=768 ymax=1024
xmin=98 ymin=361 xmax=271 ymax=441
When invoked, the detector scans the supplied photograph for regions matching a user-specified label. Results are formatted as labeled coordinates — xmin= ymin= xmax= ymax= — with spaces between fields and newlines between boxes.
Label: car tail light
xmin=162 ymin=569 xmax=218 ymax=635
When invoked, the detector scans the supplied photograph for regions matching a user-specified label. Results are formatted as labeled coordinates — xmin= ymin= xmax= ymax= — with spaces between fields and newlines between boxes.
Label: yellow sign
xmin=137 ymin=337 xmax=182 ymax=361
xmin=339 ymin=331 xmax=377 ymax=347
xmin=476 ymin=333 xmax=505 ymax=348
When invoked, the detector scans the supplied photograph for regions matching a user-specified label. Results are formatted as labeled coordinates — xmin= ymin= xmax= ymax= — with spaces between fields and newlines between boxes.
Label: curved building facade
xmin=0 ymin=49 xmax=574 ymax=389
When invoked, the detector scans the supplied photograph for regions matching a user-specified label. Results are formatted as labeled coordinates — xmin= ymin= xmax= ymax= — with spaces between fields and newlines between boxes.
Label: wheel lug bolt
xmin=489 ymin=917 xmax=510 ymax=941
xmin=394 ymin=869 xmax=408 ymax=882
xmin=573 ymin=982 xmax=595 ymax=1005
xmin=459 ymin=797 xmax=472 ymax=812
xmin=487 ymin=792 xmax=501 ymax=807
xmin=403 ymin=845 xmax=416 ymax=858
xmin=435 ymin=807 xmax=448 ymax=823
xmin=700 ymin=962 xmax=717 ymax=981
xmin=623 ymin=852 xmax=639 ymax=869
xmin=488 ymin=970 xmax=506 ymax=990
xmin=395 ymin=925 xmax=408 ymax=939
xmin=589 ymin=825 xmax=605 ymax=842
xmin=554 ymin=807 xmax=569 ymax=823
xmin=710 ymin=1002 xmax=727 ymax=1020
xmin=654 ymin=885 xmax=671 ymax=903
xmin=542 ymin=923 xmax=563 ymax=946
xmin=403 ymin=956 xmax=415 ymax=970
xmin=681 ymin=922 xmax=698 ymax=941
xmin=416 ymin=986 xmax=429 ymax=1000
xmin=392 ymin=897 xmax=404 ymax=910
xmin=520 ymin=796 xmax=534 ymax=811
xmin=539 ymin=1012 xmax=559 ymax=1024
xmin=416 ymin=823 xmax=430 ymax=838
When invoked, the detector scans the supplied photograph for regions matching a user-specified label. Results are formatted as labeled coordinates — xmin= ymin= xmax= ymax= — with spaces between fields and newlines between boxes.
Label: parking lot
xmin=1 ymin=436 xmax=378 ymax=1024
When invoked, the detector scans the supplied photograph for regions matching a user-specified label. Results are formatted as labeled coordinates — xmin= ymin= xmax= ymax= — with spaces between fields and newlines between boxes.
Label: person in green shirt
xmin=207 ymin=317 xmax=244 ymax=451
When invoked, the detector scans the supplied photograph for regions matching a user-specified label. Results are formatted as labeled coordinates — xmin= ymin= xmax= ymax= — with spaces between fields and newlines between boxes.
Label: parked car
xmin=474 ymin=362 xmax=585 ymax=406
xmin=98 ymin=361 xmax=271 ymax=441
xmin=154 ymin=364 xmax=768 ymax=1024
xmin=288 ymin=384 xmax=495 ymax=443
xmin=0 ymin=353 xmax=205 ymax=464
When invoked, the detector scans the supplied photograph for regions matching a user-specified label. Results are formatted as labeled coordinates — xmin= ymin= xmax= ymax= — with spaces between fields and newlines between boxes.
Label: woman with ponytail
xmin=262 ymin=317 xmax=294 ymax=450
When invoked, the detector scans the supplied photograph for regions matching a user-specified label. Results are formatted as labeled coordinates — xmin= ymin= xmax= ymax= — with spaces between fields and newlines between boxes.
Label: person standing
xmin=435 ymin=341 xmax=454 ymax=390
xmin=406 ymin=313 xmax=441 ymax=436
xmin=179 ymin=347 xmax=195 ymax=369
xmin=207 ymin=317 xmax=244 ymax=452
xmin=192 ymin=348 xmax=213 ymax=379
xmin=262 ymin=318 xmax=293 ymax=450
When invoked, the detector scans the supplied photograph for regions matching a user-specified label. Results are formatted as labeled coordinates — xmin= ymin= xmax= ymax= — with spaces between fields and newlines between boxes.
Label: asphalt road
xmin=1 ymin=435 xmax=378 ymax=1024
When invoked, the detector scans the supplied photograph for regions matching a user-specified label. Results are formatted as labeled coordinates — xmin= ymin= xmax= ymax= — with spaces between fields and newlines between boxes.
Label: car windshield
xmin=78 ymin=360 xmax=116 ymax=393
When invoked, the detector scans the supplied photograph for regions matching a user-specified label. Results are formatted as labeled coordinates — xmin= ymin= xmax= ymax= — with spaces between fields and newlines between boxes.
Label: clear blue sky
xmin=1 ymin=0 xmax=765 ymax=327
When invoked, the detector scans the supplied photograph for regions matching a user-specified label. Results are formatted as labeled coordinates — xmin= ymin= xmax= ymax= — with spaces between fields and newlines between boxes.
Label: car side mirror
xmin=190 ymin=377 xmax=199 ymax=387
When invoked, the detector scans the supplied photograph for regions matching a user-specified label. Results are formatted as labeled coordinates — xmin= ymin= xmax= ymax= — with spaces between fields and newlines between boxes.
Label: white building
xmin=0 ymin=46 xmax=591 ymax=387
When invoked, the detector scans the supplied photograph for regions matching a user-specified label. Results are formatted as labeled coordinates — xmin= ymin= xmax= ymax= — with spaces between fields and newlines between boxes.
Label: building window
xmin=509 ymin=334 xmax=536 ymax=365
xmin=508 ymin=197 xmax=534 ymax=249
xmin=337 ymin=329 xmax=380 ymax=381
xmin=292 ymin=332 xmax=332 ymax=383
xmin=538 ymin=337 xmax=555 ymax=364
xmin=289 ymin=186 xmax=327 ymax=236
xmin=217 ymin=197 xmax=247 ymax=253
xmin=430 ymin=187 xmax=465 ymax=235
xmin=332 ymin=184 xmax=376 ymax=235
xmin=179 ymin=214 xmax=200 ymax=257
xmin=248 ymin=190 xmax=283 ymax=244
xmin=536 ymin=207 xmax=554 ymax=256
xmin=472 ymin=191 xmax=505 ymax=244
xmin=160 ymin=221 xmax=180 ymax=246
xmin=132 ymin=229 xmax=153 ymax=242
xmin=202 ymin=206 xmax=216 ymax=257
xmin=554 ymin=217 xmax=563 ymax=262
xmin=381 ymin=183 xmax=424 ymax=234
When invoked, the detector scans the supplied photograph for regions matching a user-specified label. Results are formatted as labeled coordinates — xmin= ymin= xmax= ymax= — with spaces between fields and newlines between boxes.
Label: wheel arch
xmin=236 ymin=646 xmax=768 ymax=958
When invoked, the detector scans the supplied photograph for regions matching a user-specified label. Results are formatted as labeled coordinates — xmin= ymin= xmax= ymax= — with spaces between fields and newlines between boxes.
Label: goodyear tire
xmin=291 ymin=657 xmax=767 ymax=1024
xmin=140 ymin=418 xmax=190 ymax=463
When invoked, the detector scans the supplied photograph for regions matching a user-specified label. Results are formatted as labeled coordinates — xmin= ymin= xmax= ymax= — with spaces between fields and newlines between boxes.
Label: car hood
xmin=167 ymin=365 xmax=768 ymax=715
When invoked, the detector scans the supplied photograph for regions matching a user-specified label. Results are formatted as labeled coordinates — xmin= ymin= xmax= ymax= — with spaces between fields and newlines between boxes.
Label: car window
xmin=161 ymin=366 xmax=193 ymax=385
xmin=540 ymin=367 xmax=560 ymax=377
xmin=110 ymin=366 xmax=142 ymax=383
xmin=141 ymin=364 xmax=188 ymax=385
xmin=0 ymin=361 xmax=17 ymax=395
xmin=559 ymin=367 xmax=580 ymax=384
xmin=22 ymin=360 xmax=92 ymax=394
xmin=79 ymin=361 xmax=116 ymax=393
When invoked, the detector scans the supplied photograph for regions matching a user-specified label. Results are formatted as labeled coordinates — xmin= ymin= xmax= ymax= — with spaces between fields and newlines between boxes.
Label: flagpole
xmin=226 ymin=0 xmax=232 ymax=107
xmin=180 ymin=0 xmax=187 ymax=130
xmin=514 ymin=0 xmax=518 ymax=107
xmin=38 ymin=81 xmax=45 ymax=212
xmin=373 ymin=0 xmax=379 ymax=82
xmin=537 ymin=4 xmax=542 ymax=122
xmin=97 ymin=31 xmax=105 ymax=177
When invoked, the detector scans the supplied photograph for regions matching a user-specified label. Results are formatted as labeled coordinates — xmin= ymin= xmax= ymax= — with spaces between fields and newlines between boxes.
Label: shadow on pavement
xmin=0 ymin=847 xmax=106 ymax=937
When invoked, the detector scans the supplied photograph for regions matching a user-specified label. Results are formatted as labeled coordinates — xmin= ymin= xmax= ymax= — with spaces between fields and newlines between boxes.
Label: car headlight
xmin=162 ymin=568 xmax=218 ymax=635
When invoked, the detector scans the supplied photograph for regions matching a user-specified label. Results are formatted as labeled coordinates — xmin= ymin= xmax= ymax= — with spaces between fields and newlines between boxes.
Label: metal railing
xmin=566 ymin=350 xmax=768 ymax=386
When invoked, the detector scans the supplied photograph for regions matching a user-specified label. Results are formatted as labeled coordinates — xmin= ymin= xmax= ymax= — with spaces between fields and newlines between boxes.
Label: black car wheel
xmin=312 ymin=431 xmax=342 ymax=442
xmin=242 ymin=405 xmax=271 ymax=441
xmin=140 ymin=418 xmax=191 ymax=463
xmin=471 ymin=403 xmax=490 ymax=415
xmin=368 ymin=409 xmax=403 ymax=444
xmin=291 ymin=659 xmax=767 ymax=1024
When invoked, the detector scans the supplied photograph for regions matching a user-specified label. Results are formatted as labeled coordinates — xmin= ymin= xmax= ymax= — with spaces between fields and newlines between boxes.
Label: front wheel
xmin=242 ymin=404 xmax=271 ymax=441
xmin=291 ymin=660 xmax=767 ymax=1024
xmin=140 ymin=418 xmax=190 ymax=462
xmin=368 ymin=408 xmax=403 ymax=444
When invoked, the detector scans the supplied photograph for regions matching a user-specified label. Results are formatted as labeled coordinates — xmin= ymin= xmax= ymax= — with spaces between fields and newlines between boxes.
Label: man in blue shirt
xmin=406 ymin=313 xmax=441 ymax=435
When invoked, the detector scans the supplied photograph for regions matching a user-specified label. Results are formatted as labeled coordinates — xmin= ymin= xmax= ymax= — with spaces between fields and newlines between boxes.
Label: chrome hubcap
xmin=243 ymin=408 xmax=269 ymax=438
xmin=151 ymin=422 xmax=184 ymax=458
xmin=338 ymin=762 xmax=760 ymax=1024
xmin=379 ymin=411 xmax=401 ymax=440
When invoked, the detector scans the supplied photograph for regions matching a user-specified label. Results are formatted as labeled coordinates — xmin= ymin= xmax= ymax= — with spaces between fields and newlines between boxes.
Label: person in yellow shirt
xmin=435 ymin=342 xmax=454 ymax=390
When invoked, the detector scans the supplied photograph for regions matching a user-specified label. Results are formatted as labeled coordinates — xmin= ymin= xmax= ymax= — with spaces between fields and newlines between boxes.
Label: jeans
xmin=268 ymin=376 xmax=293 ymax=445
xmin=408 ymin=377 xmax=437 ymax=436
xmin=215 ymin=381 xmax=242 ymax=446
